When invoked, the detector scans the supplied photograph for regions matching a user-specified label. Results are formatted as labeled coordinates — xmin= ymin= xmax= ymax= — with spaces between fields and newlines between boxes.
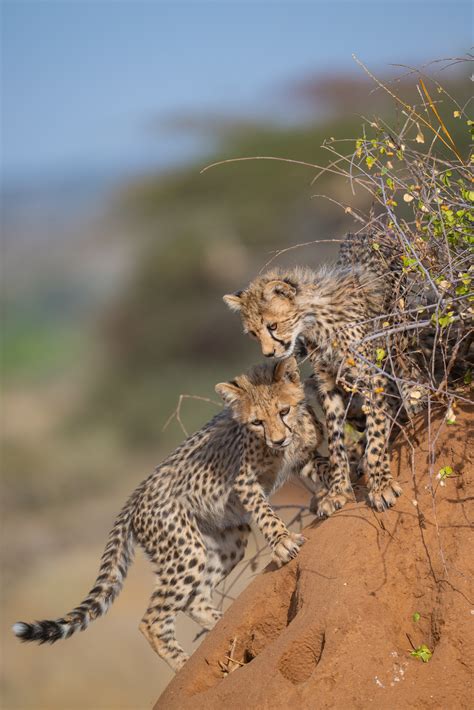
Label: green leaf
xmin=412 ymin=612 xmax=421 ymax=623
xmin=438 ymin=312 xmax=455 ymax=328
xmin=438 ymin=465 xmax=454 ymax=480
xmin=432 ymin=311 xmax=455 ymax=329
xmin=410 ymin=644 xmax=432 ymax=663
xmin=401 ymin=255 xmax=420 ymax=274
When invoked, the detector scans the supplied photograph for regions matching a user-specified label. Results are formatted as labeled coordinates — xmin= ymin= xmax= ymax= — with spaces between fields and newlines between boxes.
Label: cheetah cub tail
xmin=13 ymin=488 xmax=140 ymax=645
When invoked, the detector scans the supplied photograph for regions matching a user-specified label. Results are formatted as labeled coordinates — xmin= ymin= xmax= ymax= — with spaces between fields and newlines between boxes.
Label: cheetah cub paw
xmin=368 ymin=479 xmax=402 ymax=511
xmin=311 ymin=487 xmax=353 ymax=518
xmin=272 ymin=532 xmax=306 ymax=566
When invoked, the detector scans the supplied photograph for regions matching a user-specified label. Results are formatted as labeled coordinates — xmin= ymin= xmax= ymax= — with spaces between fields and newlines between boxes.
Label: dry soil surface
xmin=156 ymin=405 xmax=473 ymax=710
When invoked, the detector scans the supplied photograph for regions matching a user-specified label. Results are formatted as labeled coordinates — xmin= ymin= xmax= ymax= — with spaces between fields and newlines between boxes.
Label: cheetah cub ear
xmin=263 ymin=280 xmax=296 ymax=301
xmin=215 ymin=380 xmax=242 ymax=406
xmin=223 ymin=291 xmax=243 ymax=312
xmin=273 ymin=357 xmax=300 ymax=384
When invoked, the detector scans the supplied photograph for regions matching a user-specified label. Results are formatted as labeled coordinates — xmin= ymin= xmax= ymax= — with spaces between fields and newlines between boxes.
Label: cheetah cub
xmin=224 ymin=233 xmax=403 ymax=517
xmin=13 ymin=358 xmax=325 ymax=672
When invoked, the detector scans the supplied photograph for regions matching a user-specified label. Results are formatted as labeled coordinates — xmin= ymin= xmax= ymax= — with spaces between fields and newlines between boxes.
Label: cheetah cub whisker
xmin=13 ymin=358 xmax=326 ymax=672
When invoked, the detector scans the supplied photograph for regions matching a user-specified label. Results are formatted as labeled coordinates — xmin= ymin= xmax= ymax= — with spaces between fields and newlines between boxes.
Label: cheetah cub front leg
xmin=234 ymin=470 xmax=306 ymax=568
xmin=272 ymin=532 xmax=306 ymax=566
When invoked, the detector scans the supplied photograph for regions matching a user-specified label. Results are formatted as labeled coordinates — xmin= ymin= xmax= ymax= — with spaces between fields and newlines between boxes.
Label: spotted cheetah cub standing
xmin=224 ymin=233 xmax=403 ymax=517
xmin=13 ymin=358 xmax=324 ymax=671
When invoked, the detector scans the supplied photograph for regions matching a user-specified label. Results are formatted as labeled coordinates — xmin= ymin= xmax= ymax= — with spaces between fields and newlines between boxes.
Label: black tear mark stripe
xmin=269 ymin=331 xmax=286 ymax=346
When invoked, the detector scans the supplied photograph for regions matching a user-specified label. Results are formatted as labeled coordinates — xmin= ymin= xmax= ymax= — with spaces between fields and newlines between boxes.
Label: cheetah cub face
xmin=215 ymin=358 xmax=303 ymax=450
xmin=224 ymin=277 xmax=302 ymax=360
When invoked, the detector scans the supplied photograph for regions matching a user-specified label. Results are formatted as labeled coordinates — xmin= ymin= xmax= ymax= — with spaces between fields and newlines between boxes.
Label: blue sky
xmin=2 ymin=0 xmax=471 ymax=183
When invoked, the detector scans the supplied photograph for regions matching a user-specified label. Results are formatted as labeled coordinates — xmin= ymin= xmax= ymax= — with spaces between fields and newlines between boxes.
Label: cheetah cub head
xmin=215 ymin=358 xmax=304 ymax=450
xmin=223 ymin=273 xmax=303 ymax=360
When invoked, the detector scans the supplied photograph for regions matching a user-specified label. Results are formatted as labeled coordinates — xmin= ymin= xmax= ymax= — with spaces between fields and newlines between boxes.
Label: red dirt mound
xmin=156 ymin=406 xmax=473 ymax=710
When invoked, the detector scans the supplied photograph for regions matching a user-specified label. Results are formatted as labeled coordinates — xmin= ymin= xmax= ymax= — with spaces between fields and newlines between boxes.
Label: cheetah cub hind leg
xmin=367 ymin=475 xmax=403 ymax=512
xmin=313 ymin=485 xmax=353 ymax=518
xmin=186 ymin=524 xmax=249 ymax=631
xmin=187 ymin=593 xmax=223 ymax=630
xmin=358 ymin=454 xmax=403 ymax=511
xmin=139 ymin=612 xmax=189 ymax=672
xmin=309 ymin=457 xmax=354 ymax=518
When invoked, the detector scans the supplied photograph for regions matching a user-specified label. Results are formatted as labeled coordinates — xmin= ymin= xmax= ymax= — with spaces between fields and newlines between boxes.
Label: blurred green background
xmin=1 ymin=1 xmax=471 ymax=707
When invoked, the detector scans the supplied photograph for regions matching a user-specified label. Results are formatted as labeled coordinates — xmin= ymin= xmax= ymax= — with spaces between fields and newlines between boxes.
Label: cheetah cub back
xmin=13 ymin=358 xmax=325 ymax=672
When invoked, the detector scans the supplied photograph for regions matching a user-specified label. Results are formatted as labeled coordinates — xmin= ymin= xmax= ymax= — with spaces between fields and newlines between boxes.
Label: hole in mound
xmin=286 ymin=566 xmax=302 ymax=625
xmin=278 ymin=630 xmax=326 ymax=685
xmin=243 ymin=648 xmax=256 ymax=664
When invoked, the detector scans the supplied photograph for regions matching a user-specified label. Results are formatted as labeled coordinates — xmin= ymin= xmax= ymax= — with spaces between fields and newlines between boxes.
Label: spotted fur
xmin=224 ymin=232 xmax=404 ymax=516
xmin=13 ymin=358 xmax=326 ymax=671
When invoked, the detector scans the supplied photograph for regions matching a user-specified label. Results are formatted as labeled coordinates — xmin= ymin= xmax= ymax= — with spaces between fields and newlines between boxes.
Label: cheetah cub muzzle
xmin=13 ymin=358 xmax=326 ymax=672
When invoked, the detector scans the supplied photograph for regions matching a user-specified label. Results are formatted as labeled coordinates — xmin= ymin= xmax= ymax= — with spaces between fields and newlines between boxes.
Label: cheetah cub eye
xmin=251 ymin=419 xmax=263 ymax=427
xmin=279 ymin=407 xmax=290 ymax=417
xmin=267 ymin=323 xmax=277 ymax=332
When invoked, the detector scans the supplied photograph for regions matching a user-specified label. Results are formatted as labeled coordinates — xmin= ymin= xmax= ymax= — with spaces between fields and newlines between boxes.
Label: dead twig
xmin=162 ymin=394 xmax=222 ymax=436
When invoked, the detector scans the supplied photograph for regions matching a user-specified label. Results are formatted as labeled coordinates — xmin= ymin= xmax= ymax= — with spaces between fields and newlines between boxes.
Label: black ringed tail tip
xmin=12 ymin=620 xmax=66 ymax=644
xmin=13 ymin=622 xmax=36 ymax=641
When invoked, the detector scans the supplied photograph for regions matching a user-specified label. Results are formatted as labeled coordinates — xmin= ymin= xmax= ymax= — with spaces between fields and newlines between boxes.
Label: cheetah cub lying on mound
xmin=14 ymin=358 xmax=325 ymax=671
